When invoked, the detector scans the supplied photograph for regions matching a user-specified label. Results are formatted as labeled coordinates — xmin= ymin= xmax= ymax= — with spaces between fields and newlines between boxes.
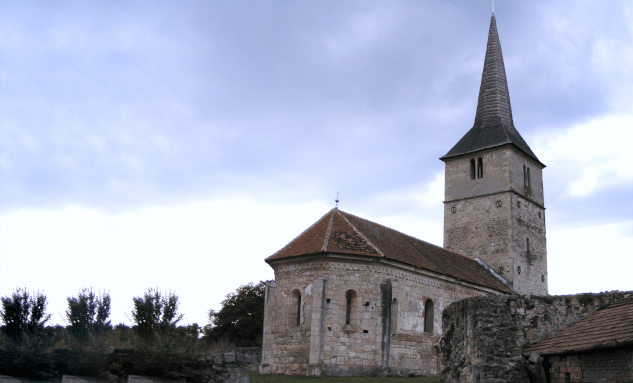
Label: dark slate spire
xmin=441 ymin=14 xmax=544 ymax=166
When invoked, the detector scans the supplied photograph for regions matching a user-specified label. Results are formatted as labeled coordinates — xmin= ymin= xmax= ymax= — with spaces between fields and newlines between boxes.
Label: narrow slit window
xmin=470 ymin=159 xmax=476 ymax=180
xmin=424 ymin=299 xmax=434 ymax=334
xmin=391 ymin=298 xmax=398 ymax=332
xmin=296 ymin=294 xmax=301 ymax=326
xmin=523 ymin=165 xmax=527 ymax=189
xmin=526 ymin=238 xmax=530 ymax=254
xmin=477 ymin=157 xmax=483 ymax=178
xmin=289 ymin=290 xmax=301 ymax=327
xmin=345 ymin=290 xmax=356 ymax=325
xmin=527 ymin=167 xmax=531 ymax=194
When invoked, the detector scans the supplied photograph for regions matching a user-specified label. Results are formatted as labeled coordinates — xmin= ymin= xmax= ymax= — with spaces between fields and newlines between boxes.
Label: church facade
xmin=260 ymin=14 xmax=547 ymax=377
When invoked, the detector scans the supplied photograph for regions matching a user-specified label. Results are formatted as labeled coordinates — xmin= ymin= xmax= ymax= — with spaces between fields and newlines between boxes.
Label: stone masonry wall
xmin=261 ymin=257 xmax=499 ymax=377
xmin=444 ymin=147 xmax=512 ymax=203
xmin=443 ymin=146 xmax=544 ymax=206
xmin=443 ymin=146 xmax=547 ymax=296
xmin=441 ymin=292 xmax=630 ymax=383
xmin=507 ymin=149 xmax=544 ymax=206
xmin=547 ymin=347 xmax=633 ymax=383
xmin=511 ymin=194 xmax=547 ymax=296
xmin=444 ymin=192 xmax=513 ymax=281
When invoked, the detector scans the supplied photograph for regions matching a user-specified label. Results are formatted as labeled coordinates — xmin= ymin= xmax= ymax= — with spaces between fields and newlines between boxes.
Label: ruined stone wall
xmin=441 ymin=292 xmax=630 ymax=383
xmin=261 ymin=257 xmax=497 ymax=377
xmin=547 ymin=347 xmax=633 ymax=383
xmin=443 ymin=146 xmax=547 ymax=295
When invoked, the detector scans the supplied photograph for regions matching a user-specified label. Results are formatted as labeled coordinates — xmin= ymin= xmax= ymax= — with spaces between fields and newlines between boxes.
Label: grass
xmin=250 ymin=372 xmax=440 ymax=383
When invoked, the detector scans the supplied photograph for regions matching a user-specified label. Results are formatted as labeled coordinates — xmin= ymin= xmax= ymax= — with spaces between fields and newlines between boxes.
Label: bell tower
xmin=440 ymin=14 xmax=548 ymax=295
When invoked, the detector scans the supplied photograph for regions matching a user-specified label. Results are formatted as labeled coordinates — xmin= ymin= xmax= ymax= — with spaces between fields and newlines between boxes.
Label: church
xmin=259 ymin=13 xmax=548 ymax=377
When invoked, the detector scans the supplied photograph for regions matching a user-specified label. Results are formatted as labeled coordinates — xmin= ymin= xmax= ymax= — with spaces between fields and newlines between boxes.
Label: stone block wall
xmin=443 ymin=146 xmax=544 ymax=207
xmin=444 ymin=192 xmax=513 ymax=277
xmin=231 ymin=348 xmax=262 ymax=372
xmin=261 ymin=257 xmax=501 ymax=377
xmin=510 ymin=193 xmax=547 ymax=296
xmin=443 ymin=146 xmax=547 ymax=296
xmin=547 ymin=347 xmax=633 ymax=383
xmin=444 ymin=147 xmax=513 ymax=202
xmin=441 ymin=291 xmax=630 ymax=383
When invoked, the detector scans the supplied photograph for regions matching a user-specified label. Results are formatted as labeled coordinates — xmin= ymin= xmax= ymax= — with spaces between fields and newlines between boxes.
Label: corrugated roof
xmin=266 ymin=208 xmax=513 ymax=294
xmin=441 ymin=14 xmax=543 ymax=167
xmin=524 ymin=295 xmax=633 ymax=355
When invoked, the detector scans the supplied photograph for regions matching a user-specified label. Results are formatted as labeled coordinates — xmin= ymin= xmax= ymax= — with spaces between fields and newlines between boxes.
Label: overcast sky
xmin=2 ymin=1 xmax=632 ymax=328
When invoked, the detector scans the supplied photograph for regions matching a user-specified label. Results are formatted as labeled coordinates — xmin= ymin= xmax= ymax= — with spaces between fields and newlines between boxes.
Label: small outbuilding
xmin=524 ymin=295 xmax=633 ymax=383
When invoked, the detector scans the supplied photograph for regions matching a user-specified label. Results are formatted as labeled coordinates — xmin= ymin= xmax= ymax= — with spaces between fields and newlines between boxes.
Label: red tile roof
xmin=524 ymin=295 xmax=633 ymax=355
xmin=266 ymin=208 xmax=512 ymax=293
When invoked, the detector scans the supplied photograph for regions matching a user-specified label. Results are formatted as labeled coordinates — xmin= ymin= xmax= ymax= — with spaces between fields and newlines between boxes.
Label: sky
xmin=1 ymin=0 xmax=632 ymax=328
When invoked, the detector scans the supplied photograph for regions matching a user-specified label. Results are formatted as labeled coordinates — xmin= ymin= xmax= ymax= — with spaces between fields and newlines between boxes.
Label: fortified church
xmin=260 ymin=14 xmax=548 ymax=377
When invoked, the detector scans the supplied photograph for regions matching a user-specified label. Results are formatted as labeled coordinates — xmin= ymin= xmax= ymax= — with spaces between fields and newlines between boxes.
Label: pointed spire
xmin=474 ymin=13 xmax=513 ymax=129
xmin=441 ymin=14 xmax=544 ymax=166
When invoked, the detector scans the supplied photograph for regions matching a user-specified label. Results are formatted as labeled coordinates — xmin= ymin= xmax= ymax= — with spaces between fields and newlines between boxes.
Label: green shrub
xmin=0 ymin=288 xmax=52 ymax=341
xmin=132 ymin=289 xmax=183 ymax=341
xmin=67 ymin=288 xmax=112 ymax=340
xmin=205 ymin=280 xmax=269 ymax=347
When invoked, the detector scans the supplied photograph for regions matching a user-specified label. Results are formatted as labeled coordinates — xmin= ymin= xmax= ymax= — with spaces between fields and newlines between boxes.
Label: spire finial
xmin=492 ymin=0 xmax=494 ymax=14
xmin=335 ymin=192 xmax=339 ymax=208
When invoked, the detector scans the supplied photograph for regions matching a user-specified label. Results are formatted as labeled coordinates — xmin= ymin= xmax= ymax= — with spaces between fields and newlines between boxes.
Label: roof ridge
xmin=337 ymin=210 xmax=385 ymax=257
xmin=320 ymin=209 xmax=336 ymax=252
xmin=267 ymin=208 xmax=336 ymax=259
xmin=338 ymin=209 xmax=483 ymax=263
xmin=524 ymin=294 xmax=633 ymax=354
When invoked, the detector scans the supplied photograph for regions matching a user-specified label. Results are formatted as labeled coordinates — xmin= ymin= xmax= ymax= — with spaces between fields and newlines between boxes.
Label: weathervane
xmin=335 ymin=192 xmax=339 ymax=208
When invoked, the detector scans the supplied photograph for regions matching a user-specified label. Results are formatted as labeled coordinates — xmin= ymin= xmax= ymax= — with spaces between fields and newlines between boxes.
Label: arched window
xmin=391 ymin=298 xmax=398 ymax=332
xmin=345 ymin=290 xmax=356 ymax=325
xmin=289 ymin=290 xmax=301 ymax=327
xmin=477 ymin=157 xmax=484 ymax=178
xmin=424 ymin=299 xmax=434 ymax=334
xmin=470 ymin=159 xmax=476 ymax=180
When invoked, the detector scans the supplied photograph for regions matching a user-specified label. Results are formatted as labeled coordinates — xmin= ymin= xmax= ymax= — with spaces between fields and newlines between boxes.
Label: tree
xmin=66 ymin=288 xmax=112 ymax=339
xmin=205 ymin=280 xmax=269 ymax=347
xmin=131 ymin=288 xmax=183 ymax=340
xmin=0 ymin=288 xmax=52 ymax=340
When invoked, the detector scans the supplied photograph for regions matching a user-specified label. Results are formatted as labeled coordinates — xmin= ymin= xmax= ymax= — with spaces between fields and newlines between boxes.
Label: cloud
xmin=548 ymin=220 xmax=633 ymax=295
xmin=0 ymin=199 xmax=330 ymax=326
xmin=533 ymin=114 xmax=633 ymax=197
xmin=1 ymin=0 xmax=633 ymax=307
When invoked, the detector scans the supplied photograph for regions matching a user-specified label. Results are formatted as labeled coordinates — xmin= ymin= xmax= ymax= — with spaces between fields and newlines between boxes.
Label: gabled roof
xmin=524 ymin=295 xmax=633 ymax=355
xmin=441 ymin=14 xmax=544 ymax=167
xmin=266 ymin=208 xmax=513 ymax=293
